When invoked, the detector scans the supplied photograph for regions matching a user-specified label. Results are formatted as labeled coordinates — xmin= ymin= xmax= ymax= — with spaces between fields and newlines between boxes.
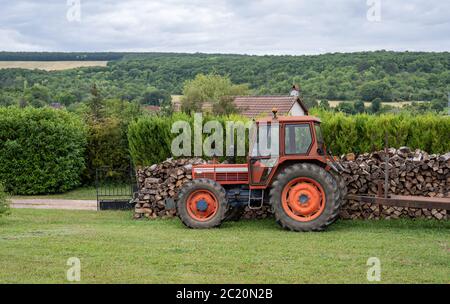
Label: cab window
xmin=314 ymin=123 xmax=324 ymax=144
xmin=284 ymin=124 xmax=312 ymax=155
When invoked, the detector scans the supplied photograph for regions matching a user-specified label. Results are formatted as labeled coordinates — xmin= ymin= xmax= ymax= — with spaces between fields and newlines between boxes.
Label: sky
xmin=0 ymin=0 xmax=449 ymax=55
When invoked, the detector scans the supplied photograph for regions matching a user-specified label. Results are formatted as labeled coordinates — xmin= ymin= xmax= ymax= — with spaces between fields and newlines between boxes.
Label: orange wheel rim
xmin=186 ymin=190 xmax=219 ymax=222
xmin=281 ymin=177 xmax=326 ymax=222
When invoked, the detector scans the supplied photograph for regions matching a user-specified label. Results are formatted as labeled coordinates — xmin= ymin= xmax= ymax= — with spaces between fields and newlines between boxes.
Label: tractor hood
xmin=192 ymin=164 xmax=249 ymax=184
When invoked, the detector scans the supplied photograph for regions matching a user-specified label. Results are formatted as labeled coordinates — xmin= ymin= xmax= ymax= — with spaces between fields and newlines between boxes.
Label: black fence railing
xmin=95 ymin=166 xmax=137 ymax=210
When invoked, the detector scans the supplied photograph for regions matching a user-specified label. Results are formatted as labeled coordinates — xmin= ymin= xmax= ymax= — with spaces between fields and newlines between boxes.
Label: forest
xmin=0 ymin=51 xmax=448 ymax=111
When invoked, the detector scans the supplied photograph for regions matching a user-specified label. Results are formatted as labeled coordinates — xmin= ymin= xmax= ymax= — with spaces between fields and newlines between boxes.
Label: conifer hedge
xmin=313 ymin=110 xmax=450 ymax=155
xmin=128 ymin=111 xmax=450 ymax=166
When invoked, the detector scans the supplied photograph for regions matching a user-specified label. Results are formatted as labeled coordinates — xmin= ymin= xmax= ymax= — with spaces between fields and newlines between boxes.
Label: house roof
xmin=233 ymin=96 xmax=308 ymax=118
xmin=50 ymin=102 xmax=63 ymax=109
xmin=171 ymin=95 xmax=308 ymax=117
xmin=143 ymin=105 xmax=161 ymax=112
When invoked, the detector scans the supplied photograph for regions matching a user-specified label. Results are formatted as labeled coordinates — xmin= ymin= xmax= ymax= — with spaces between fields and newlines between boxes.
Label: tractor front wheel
xmin=177 ymin=179 xmax=228 ymax=229
xmin=270 ymin=163 xmax=340 ymax=232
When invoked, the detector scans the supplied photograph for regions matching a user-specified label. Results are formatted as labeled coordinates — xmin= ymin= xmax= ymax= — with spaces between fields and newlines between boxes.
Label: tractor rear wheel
xmin=330 ymin=170 xmax=347 ymax=201
xmin=177 ymin=179 xmax=228 ymax=229
xmin=270 ymin=163 xmax=340 ymax=232
xmin=329 ymin=170 xmax=347 ymax=224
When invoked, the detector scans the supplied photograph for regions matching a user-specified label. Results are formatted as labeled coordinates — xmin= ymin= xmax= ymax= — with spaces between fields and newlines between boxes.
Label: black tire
xmin=330 ymin=170 xmax=348 ymax=200
xmin=270 ymin=163 xmax=340 ymax=232
xmin=328 ymin=170 xmax=347 ymax=224
xmin=177 ymin=179 xmax=228 ymax=229
xmin=225 ymin=206 xmax=246 ymax=221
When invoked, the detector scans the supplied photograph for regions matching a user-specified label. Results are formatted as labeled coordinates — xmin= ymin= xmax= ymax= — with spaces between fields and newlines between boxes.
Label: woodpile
xmin=241 ymin=206 xmax=273 ymax=220
xmin=340 ymin=147 xmax=449 ymax=220
xmin=134 ymin=148 xmax=449 ymax=221
xmin=134 ymin=158 xmax=206 ymax=219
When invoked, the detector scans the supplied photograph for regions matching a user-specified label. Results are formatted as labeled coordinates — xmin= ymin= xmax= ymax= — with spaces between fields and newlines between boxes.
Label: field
xmin=0 ymin=209 xmax=448 ymax=283
xmin=0 ymin=61 xmax=108 ymax=71
xmin=328 ymin=100 xmax=418 ymax=108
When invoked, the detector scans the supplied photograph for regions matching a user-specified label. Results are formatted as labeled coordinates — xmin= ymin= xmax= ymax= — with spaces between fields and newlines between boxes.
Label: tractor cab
xmin=248 ymin=114 xmax=328 ymax=188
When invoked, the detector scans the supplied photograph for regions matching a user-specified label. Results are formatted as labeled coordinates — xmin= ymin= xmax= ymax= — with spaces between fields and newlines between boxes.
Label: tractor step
xmin=248 ymin=190 xmax=265 ymax=210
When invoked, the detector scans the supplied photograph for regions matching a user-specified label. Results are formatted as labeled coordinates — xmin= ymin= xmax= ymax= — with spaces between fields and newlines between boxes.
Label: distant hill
xmin=0 ymin=51 xmax=448 ymax=107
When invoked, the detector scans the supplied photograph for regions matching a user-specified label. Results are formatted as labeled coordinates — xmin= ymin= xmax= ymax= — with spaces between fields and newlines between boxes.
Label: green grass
xmin=0 ymin=209 xmax=448 ymax=283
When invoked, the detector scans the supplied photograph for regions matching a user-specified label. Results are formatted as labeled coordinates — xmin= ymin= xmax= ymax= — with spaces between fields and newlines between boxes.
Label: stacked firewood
xmin=241 ymin=206 xmax=273 ymax=220
xmin=339 ymin=147 xmax=449 ymax=220
xmin=134 ymin=148 xmax=449 ymax=221
xmin=134 ymin=158 xmax=206 ymax=219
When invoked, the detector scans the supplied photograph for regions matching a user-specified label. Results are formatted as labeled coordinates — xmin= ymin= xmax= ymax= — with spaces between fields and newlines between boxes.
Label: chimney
xmin=290 ymin=84 xmax=300 ymax=96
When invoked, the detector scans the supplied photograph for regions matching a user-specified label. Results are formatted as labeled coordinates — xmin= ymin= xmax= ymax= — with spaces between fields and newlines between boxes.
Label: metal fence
xmin=95 ymin=166 xmax=137 ymax=210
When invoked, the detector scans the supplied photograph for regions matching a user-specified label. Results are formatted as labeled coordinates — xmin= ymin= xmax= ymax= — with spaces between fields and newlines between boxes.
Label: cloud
xmin=0 ymin=0 xmax=448 ymax=54
xmin=0 ymin=29 xmax=45 ymax=51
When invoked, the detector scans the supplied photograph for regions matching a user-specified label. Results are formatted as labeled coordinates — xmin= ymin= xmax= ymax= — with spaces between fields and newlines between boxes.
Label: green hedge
xmin=0 ymin=107 xmax=87 ymax=194
xmin=128 ymin=113 xmax=250 ymax=166
xmin=128 ymin=111 xmax=450 ymax=166
xmin=0 ymin=183 xmax=9 ymax=217
xmin=312 ymin=109 xmax=450 ymax=155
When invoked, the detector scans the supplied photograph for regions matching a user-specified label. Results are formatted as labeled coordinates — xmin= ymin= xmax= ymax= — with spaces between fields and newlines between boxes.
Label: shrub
xmin=79 ymin=98 xmax=142 ymax=184
xmin=0 ymin=107 xmax=87 ymax=194
xmin=0 ymin=183 xmax=9 ymax=217
xmin=83 ymin=117 xmax=131 ymax=183
xmin=128 ymin=115 xmax=173 ymax=166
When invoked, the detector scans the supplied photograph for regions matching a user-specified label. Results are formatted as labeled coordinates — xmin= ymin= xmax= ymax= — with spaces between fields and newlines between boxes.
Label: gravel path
xmin=11 ymin=199 xmax=97 ymax=211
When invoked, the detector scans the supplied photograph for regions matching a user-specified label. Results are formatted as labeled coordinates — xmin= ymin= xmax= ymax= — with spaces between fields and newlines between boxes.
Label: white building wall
xmin=289 ymin=101 xmax=306 ymax=116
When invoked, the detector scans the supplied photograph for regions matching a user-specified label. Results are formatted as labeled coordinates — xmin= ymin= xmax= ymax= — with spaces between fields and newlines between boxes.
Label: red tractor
xmin=176 ymin=112 xmax=346 ymax=232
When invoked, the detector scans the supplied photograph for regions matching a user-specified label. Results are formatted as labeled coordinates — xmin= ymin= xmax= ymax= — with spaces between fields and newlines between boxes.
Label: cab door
xmin=249 ymin=122 xmax=280 ymax=186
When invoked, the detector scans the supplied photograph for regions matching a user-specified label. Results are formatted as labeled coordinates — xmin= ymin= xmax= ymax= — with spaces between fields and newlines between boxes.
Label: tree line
xmin=0 ymin=51 xmax=448 ymax=112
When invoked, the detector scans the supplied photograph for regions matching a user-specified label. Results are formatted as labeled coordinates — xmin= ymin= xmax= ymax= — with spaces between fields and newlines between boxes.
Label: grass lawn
xmin=0 ymin=209 xmax=448 ymax=284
